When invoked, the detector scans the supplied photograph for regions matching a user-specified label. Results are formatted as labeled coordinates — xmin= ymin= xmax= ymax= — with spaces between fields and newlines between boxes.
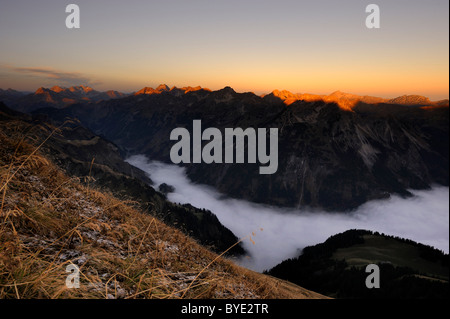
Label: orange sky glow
xmin=0 ymin=0 xmax=448 ymax=100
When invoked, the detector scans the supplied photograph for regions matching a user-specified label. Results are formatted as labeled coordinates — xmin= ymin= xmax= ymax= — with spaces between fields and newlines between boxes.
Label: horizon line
xmin=1 ymin=84 xmax=449 ymax=101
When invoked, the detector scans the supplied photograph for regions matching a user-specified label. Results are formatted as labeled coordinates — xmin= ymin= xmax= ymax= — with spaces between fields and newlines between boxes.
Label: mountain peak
xmin=80 ymin=85 xmax=94 ymax=92
xmin=328 ymin=91 xmax=355 ymax=98
xmin=211 ymin=86 xmax=236 ymax=103
xmin=389 ymin=95 xmax=432 ymax=106
xmin=135 ymin=84 xmax=171 ymax=96
xmin=68 ymin=85 xmax=95 ymax=94
xmin=179 ymin=86 xmax=206 ymax=93
xmin=271 ymin=89 xmax=297 ymax=100
xmin=50 ymin=85 xmax=65 ymax=93
xmin=219 ymin=86 xmax=236 ymax=94
xmin=156 ymin=84 xmax=170 ymax=92
xmin=35 ymin=87 xmax=50 ymax=94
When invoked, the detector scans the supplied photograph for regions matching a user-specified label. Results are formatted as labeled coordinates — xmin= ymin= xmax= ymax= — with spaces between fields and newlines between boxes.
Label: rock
xmin=158 ymin=183 xmax=175 ymax=195
xmin=116 ymin=288 xmax=127 ymax=299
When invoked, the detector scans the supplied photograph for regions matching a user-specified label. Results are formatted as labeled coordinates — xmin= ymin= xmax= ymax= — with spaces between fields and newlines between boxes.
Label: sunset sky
xmin=0 ymin=0 xmax=448 ymax=99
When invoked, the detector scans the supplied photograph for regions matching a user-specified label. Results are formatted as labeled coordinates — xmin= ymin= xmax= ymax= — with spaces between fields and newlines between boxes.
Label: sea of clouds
xmin=127 ymin=155 xmax=449 ymax=272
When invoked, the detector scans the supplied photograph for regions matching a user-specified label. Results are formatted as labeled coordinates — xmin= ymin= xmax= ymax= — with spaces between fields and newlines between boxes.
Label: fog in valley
xmin=127 ymin=155 xmax=449 ymax=272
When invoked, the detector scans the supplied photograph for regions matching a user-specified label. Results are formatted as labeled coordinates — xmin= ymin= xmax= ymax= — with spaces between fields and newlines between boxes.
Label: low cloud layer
xmin=1 ymin=65 xmax=98 ymax=87
xmin=127 ymin=155 xmax=449 ymax=272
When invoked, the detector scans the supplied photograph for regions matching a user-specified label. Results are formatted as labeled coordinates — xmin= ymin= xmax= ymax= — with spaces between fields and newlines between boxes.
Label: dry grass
xmin=0 ymin=119 xmax=327 ymax=299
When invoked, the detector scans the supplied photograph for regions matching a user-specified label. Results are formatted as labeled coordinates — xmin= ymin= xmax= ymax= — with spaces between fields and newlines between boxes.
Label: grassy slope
xmin=267 ymin=229 xmax=448 ymax=298
xmin=332 ymin=235 xmax=449 ymax=280
xmin=0 ymin=117 xmax=327 ymax=299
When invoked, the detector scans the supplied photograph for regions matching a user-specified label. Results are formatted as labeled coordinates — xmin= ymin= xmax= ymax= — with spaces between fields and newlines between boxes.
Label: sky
xmin=127 ymin=155 xmax=449 ymax=272
xmin=0 ymin=0 xmax=448 ymax=99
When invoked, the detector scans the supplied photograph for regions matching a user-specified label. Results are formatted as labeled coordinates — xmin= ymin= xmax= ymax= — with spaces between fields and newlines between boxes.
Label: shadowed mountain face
xmin=0 ymin=88 xmax=28 ymax=106
xmin=7 ymin=86 xmax=450 ymax=211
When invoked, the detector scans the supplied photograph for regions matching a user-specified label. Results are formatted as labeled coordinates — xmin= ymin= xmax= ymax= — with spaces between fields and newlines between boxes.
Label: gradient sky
xmin=0 ymin=0 xmax=448 ymax=99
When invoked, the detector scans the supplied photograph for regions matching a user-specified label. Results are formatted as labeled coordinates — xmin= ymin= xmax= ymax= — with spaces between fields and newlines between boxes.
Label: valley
xmin=15 ymin=85 xmax=448 ymax=212
xmin=126 ymin=155 xmax=449 ymax=272
xmin=0 ymin=84 xmax=448 ymax=299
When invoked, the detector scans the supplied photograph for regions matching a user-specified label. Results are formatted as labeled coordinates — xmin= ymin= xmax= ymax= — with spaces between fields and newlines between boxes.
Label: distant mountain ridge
xmin=133 ymin=84 xmax=449 ymax=109
xmin=265 ymin=89 xmax=449 ymax=110
xmin=1 ymin=84 xmax=448 ymax=113
xmin=0 ymin=88 xmax=25 ymax=96
xmin=0 ymin=88 xmax=28 ymax=106
xmin=135 ymin=84 xmax=210 ymax=97
xmin=1 ymin=85 xmax=129 ymax=112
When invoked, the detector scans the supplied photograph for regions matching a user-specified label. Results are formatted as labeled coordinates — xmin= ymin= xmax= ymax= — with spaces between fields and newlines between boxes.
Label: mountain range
xmin=265 ymin=89 xmax=449 ymax=110
xmin=1 ymin=85 xmax=128 ymax=112
xmin=2 ymin=85 xmax=448 ymax=113
xmin=1 ymin=85 xmax=448 ymax=211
